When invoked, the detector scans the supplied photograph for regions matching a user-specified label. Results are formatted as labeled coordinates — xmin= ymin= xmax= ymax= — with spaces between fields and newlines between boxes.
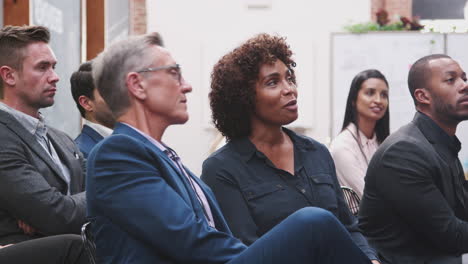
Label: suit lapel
xmin=413 ymin=113 xmax=468 ymax=211
xmin=48 ymin=128 xmax=82 ymax=193
xmin=0 ymin=111 xmax=67 ymax=185
xmin=113 ymin=124 xmax=194 ymax=203
xmin=83 ymin=125 xmax=104 ymax=143
xmin=113 ymin=123 xmax=230 ymax=230
xmin=152 ymin=148 xmax=205 ymax=215
xmin=184 ymin=163 xmax=230 ymax=230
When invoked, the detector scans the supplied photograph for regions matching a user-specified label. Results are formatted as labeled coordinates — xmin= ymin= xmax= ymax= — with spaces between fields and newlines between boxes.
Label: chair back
xmin=341 ymin=186 xmax=361 ymax=216
xmin=81 ymin=221 xmax=97 ymax=264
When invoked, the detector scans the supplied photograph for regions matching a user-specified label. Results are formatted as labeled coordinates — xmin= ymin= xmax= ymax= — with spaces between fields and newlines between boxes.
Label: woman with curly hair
xmin=201 ymin=33 xmax=379 ymax=264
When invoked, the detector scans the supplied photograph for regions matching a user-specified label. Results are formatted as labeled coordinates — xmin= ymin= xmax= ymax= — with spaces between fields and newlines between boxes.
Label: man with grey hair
xmin=86 ymin=32 xmax=374 ymax=264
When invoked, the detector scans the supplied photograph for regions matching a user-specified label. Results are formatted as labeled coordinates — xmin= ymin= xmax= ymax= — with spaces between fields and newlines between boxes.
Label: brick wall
xmin=371 ymin=0 xmax=412 ymax=22
xmin=129 ymin=0 xmax=147 ymax=35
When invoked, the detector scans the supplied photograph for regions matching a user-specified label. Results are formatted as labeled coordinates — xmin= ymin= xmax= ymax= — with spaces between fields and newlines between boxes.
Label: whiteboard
xmin=446 ymin=34 xmax=468 ymax=174
xmin=331 ymin=32 xmax=444 ymax=137
xmin=0 ymin=0 xmax=3 ymax=28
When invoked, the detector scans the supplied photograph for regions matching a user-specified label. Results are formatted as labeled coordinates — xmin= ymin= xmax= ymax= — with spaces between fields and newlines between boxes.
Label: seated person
xmin=0 ymin=25 xmax=86 ymax=245
xmin=329 ymin=69 xmax=390 ymax=198
xmin=86 ymin=32 xmax=374 ymax=264
xmin=71 ymin=61 xmax=115 ymax=158
xmin=359 ymin=54 xmax=468 ymax=264
xmin=201 ymin=33 xmax=378 ymax=263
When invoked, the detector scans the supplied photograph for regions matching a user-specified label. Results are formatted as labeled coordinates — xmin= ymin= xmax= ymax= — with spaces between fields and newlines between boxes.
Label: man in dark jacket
xmin=359 ymin=54 xmax=468 ymax=264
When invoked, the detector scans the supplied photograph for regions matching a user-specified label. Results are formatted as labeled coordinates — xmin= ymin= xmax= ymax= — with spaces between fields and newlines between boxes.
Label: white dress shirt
xmin=83 ymin=119 xmax=113 ymax=138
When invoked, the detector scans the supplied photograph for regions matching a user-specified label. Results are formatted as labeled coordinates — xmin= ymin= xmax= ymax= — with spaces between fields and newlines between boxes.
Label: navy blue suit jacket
xmin=86 ymin=123 xmax=246 ymax=264
xmin=75 ymin=124 xmax=104 ymax=158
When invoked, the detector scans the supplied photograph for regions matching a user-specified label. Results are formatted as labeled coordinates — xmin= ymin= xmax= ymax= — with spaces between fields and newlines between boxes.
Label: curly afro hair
xmin=209 ymin=33 xmax=296 ymax=141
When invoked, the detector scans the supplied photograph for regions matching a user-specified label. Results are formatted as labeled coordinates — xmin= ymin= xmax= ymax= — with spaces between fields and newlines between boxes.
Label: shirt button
xmin=300 ymin=188 xmax=306 ymax=193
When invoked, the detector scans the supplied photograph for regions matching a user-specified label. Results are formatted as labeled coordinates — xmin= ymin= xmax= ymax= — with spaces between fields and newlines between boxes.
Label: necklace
xmin=346 ymin=126 xmax=370 ymax=165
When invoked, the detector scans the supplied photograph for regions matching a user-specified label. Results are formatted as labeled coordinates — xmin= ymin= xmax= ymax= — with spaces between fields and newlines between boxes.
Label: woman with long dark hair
xmin=330 ymin=69 xmax=390 ymax=198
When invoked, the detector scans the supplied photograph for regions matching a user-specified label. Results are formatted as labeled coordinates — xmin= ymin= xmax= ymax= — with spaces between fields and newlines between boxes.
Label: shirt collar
xmin=83 ymin=119 xmax=113 ymax=138
xmin=0 ymin=102 xmax=47 ymax=137
xmin=232 ymin=127 xmax=316 ymax=163
xmin=346 ymin=122 xmax=378 ymax=147
xmin=119 ymin=122 xmax=168 ymax=153
xmin=413 ymin=111 xmax=461 ymax=156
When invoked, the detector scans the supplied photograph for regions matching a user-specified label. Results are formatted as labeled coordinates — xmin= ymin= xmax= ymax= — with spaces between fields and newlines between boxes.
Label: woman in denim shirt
xmin=201 ymin=33 xmax=379 ymax=263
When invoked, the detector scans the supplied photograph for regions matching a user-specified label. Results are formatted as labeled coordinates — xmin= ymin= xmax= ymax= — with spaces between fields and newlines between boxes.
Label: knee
xmin=289 ymin=207 xmax=339 ymax=228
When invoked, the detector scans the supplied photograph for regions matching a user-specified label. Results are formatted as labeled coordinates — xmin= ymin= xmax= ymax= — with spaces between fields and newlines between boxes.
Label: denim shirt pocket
xmin=309 ymin=173 xmax=339 ymax=212
xmin=242 ymin=182 xmax=285 ymax=201
xmin=241 ymin=182 xmax=290 ymax=234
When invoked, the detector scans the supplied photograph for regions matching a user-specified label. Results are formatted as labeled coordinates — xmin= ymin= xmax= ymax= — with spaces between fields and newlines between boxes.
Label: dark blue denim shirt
xmin=202 ymin=128 xmax=377 ymax=261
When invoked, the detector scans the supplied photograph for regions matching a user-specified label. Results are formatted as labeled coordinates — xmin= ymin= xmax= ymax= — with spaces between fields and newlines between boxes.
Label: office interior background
xmin=1 ymin=0 xmax=467 ymax=175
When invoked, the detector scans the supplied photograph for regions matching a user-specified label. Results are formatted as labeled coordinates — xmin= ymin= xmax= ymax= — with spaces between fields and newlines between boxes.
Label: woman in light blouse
xmin=329 ymin=69 xmax=390 ymax=198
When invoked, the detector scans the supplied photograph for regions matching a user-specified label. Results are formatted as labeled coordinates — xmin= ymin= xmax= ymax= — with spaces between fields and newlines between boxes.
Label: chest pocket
xmin=308 ymin=173 xmax=338 ymax=212
xmin=242 ymin=183 xmax=285 ymax=201
xmin=241 ymin=182 xmax=305 ymax=236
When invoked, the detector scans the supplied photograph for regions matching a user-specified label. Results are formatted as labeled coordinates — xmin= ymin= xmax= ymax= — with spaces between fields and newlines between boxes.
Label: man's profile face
xmin=15 ymin=42 xmax=59 ymax=111
xmin=91 ymin=88 xmax=116 ymax=129
xmin=426 ymin=58 xmax=468 ymax=123
xmin=139 ymin=46 xmax=192 ymax=127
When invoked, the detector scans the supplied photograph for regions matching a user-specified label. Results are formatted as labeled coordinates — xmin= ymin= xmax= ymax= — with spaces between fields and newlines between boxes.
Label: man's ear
xmin=78 ymin=95 xmax=93 ymax=112
xmin=414 ymin=88 xmax=431 ymax=106
xmin=0 ymin=66 xmax=17 ymax=86
xmin=126 ymin=72 xmax=146 ymax=100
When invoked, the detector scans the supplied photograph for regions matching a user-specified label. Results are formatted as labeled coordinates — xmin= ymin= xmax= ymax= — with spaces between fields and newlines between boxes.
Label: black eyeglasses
xmin=136 ymin=64 xmax=182 ymax=84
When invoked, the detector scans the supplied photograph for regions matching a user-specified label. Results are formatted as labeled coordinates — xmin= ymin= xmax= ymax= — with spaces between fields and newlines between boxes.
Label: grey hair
xmin=92 ymin=32 xmax=164 ymax=118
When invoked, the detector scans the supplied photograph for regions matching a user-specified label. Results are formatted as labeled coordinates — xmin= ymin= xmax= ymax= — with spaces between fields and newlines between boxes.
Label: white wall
xmin=147 ymin=0 xmax=370 ymax=175
xmin=0 ymin=0 xmax=3 ymax=28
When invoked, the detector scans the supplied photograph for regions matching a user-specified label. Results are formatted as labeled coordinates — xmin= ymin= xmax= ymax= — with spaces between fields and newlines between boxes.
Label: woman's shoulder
xmin=329 ymin=128 xmax=359 ymax=153
xmin=284 ymin=128 xmax=329 ymax=153
xmin=202 ymin=139 xmax=248 ymax=170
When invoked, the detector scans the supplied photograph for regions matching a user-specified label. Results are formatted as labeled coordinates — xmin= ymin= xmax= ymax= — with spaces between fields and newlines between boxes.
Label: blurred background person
xmin=71 ymin=61 xmax=115 ymax=158
xmin=329 ymin=69 xmax=390 ymax=198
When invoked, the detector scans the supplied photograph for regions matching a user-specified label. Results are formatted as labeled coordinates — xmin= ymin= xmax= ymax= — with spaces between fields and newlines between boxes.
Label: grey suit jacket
xmin=0 ymin=110 xmax=86 ymax=245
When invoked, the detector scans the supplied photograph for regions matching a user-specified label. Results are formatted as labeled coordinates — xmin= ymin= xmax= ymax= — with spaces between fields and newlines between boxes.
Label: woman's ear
xmin=126 ymin=72 xmax=147 ymax=100
xmin=414 ymin=88 xmax=431 ymax=106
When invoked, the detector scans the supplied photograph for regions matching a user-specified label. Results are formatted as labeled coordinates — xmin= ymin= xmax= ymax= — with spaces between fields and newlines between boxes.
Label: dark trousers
xmin=0 ymin=234 xmax=88 ymax=264
xmin=228 ymin=207 xmax=372 ymax=264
